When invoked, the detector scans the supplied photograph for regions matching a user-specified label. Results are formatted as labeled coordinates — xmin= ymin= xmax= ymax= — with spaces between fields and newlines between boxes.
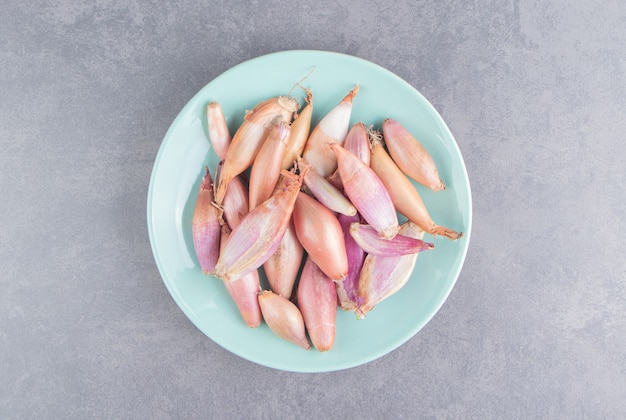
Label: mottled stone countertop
xmin=2 ymin=1 xmax=624 ymax=418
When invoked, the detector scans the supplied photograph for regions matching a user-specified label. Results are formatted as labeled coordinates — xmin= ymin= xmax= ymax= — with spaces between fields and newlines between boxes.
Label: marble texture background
xmin=1 ymin=0 xmax=625 ymax=418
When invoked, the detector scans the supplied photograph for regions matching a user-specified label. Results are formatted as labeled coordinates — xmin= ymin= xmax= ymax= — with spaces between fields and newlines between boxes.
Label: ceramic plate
xmin=147 ymin=50 xmax=472 ymax=372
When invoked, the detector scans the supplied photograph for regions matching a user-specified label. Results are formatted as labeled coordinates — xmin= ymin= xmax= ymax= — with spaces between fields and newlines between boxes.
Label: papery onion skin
xmin=258 ymin=290 xmax=310 ymax=350
xmin=215 ymin=96 xmax=298 ymax=205
xmin=330 ymin=143 xmax=399 ymax=239
xmin=292 ymin=191 xmax=348 ymax=281
xmin=192 ymin=167 xmax=221 ymax=274
xmin=302 ymin=85 xmax=359 ymax=177
xmin=369 ymin=137 xmax=462 ymax=240
xmin=296 ymin=256 xmax=337 ymax=352
xmin=213 ymin=170 xmax=304 ymax=281
xmin=206 ymin=102 xmax=231 ymax=161
xmin=356 ymin=221 xmax=425 ymax=319
xmin=382 ymin=118 xmax=445 ymax=191
xmin=335 ymin=213 xmax=365 ymax=311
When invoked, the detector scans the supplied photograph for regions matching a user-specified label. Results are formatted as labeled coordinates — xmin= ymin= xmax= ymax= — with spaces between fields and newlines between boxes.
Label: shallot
xmin=248 ymin=121 xmax=291 ymax=210
xmin=192 ymin=167 xmax=221 ymax=274
xmin=298 ymin=158 xmax=356 ymax=217
xmin=258 ymin=290 xmax=310 ymax=350
xmin=220 ymin=225 xmax=262 ymax=328
xmin=263 ymin=218 xmax=303 ymax=299
xmin=281 ymin=89 xmax=313 ymax=170
xmin=349 ymin=223 xmax=434 ymax=256
xmin=330 ymin=143 xmax=399 ymax=239
xmin=206 ymin=102 xmax=231 ymax=160
xmin=297 ymin=256 xmax=337 ymax=352
xmin=343 ymin=122 xmax=371 ymax=166
xmin=334 ymin=213 xmax=365 ymax=311
xmin=302 ymin=85 xmax=359 ymax=177
xmin=221 ymin=175 xmax=249 ymax=228
xmin=292 ymin=191 xmax=348 ymax=281
xmin=327 ymin=115 xmax=372 ymax=190
xmin=382 ymin=118 xmax=445 ymax=191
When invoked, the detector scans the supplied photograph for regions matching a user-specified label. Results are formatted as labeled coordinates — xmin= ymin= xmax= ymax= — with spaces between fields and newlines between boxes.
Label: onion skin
xmin=206 ymin=102 xmax=231 ymax=161
xmin=213 ymin=170 xmax=304 ymax=281
xmin=370 ymin=139 xmax=462 ymax=240
xmin=292 ymin=192 xmax=348 ymax=281
xmin=297 ymin=256 xmax=337 ymax=352
xmin=335 ymin=213 xmax=365 ymax=311
xmin=281 ymin=89 xmax=313 ymax=170
xmin=329 ymin=143 xmax=399 ymax=239
xmin=215 ymin=96 xmax=298 ymax=205
xmin=349 ymin=223 xmax=434 ymax=256
xmin=248 ymin=122 xmax=291 ymax=211
xmin=356 ymin=221 xmax=425 ymax=319
xmin=258 ymin=290 xmax=310 ymax=350
xmin=263 ymin=218 xmax=304 ymax=299
xmin=382 ymin=118 xmax=445 ymax=191
xmin=219 ymin=225 xmax=262 ymax=328
xmin=223 ymin=271 xmax=262 ymax=328
xmin=302 ymin=85 xmax=359 ymax=177
xmin=192 ymin=167 xmax=221 ymax=274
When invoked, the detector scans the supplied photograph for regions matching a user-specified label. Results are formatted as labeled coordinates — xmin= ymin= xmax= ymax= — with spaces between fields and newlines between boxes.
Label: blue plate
xmin=147 ymin=50 xmax=472 ymax=372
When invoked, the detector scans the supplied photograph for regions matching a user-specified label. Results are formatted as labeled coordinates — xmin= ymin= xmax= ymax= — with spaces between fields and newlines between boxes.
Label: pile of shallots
xmin=192 ymin=85 xmax=462 ymax=352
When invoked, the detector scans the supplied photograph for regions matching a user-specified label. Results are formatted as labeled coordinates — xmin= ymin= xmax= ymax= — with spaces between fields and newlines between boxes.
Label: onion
xmin=281 ymin=89 xmax=313 ymax=170
xmin=206 ymin=102 xmax=231 ymax=161
xmin=382 ymin=118 xmax=445 ymax=191
xmin=334 ymin=213 xmax=365 ymax=311
xmin=214 ymin=96 xmax=298 ymax=205
xmin=191 ymin=167 xmax=221 ymax=274
xmin=356 ymin=221 xmax=425 ymax=319
xmin=370 ymin=136 xmax=462 ymax=240
xmin=263 ymin=218 xmax=304 ymax=299
xmin=298 ymin=158 xmax=356 ymax=217
xmin=349 ymin=223 xmax=434 ymax=256
xmin=330 ymin=143 xmax=399 ymax=239
xmin=296 ymin=256 xmax=337 ymax=352
xmin=221 ymin=175 xmax=249 ymax=229
xmin=292 ymin=191 xmax=348 ymax=281
xmin=213 ymin=170 xmax=304 ymax=281
xmin=258 ymin=290 xmax=310 ymax=350
xmin=248 ymin=122 xmax=291 ymax=211
xmin=219 ymin=225 xmax=262 ymax=328
xmin=302 ymin=86 xmax=359 ymax=177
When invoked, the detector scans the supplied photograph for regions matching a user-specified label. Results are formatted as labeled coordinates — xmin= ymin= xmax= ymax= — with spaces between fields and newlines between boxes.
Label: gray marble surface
xmin=2 ymin=1 xmax=625 ymax=418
